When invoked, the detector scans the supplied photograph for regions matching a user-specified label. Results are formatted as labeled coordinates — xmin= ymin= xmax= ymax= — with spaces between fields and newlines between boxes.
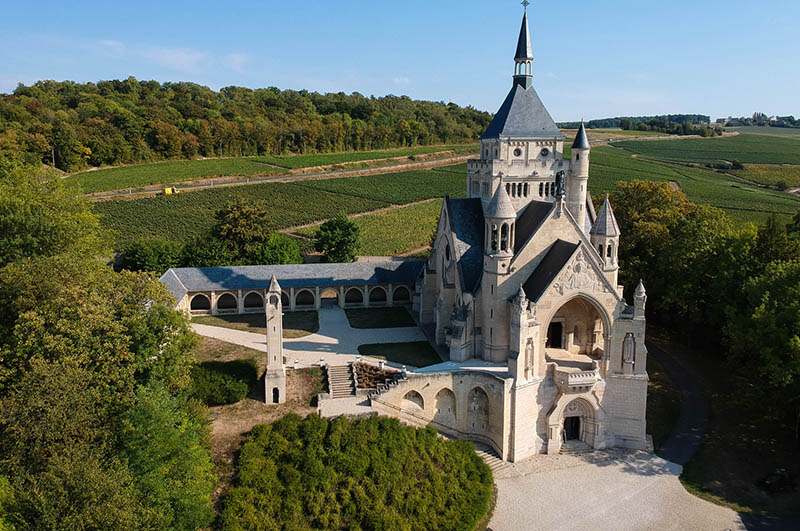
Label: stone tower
xmin=264 ymin=275 xmax=286 ymax=404
xmin=567 ymin=122 xmax=590 ymax=228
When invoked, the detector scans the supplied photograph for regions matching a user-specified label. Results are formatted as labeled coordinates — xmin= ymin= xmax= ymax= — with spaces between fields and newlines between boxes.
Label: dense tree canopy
xmin=0 ymin=162 xmax=214 ymax=529
xmin=0 ymin=79 xmax=492 ymax=171
xmin=314 ymin=213 xmax=360 ymax=263
xmin=220 ymin=414 xmax=493 ymax=530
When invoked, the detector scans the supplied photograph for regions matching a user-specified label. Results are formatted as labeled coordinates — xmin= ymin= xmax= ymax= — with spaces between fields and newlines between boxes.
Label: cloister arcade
xmin=187 ymin=283 xmax=414 ymax=316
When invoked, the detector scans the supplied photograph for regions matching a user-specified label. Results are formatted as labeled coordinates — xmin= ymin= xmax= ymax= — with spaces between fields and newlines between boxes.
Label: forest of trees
xmin=0 ymin=78 xmax=492 ymax=172
xmin=559 ymin=114 xmax=716 ymax=135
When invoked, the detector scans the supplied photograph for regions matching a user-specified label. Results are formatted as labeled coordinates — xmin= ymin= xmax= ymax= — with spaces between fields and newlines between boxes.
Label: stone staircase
xmin=326 ymin=365 xmax=356 ymax=399
xmin=560 ymin=440 xmax=592 ymax=455
xmin=472 ymin=442 xmax=509 ymax=473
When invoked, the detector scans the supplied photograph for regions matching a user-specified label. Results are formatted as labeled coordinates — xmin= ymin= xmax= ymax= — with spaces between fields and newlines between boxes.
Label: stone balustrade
xmin=554 ymin=365 xmax=600 ymax=395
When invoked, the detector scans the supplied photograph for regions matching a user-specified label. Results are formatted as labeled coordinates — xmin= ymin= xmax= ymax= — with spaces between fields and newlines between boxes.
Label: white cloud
xmin=226 ymin=53 xmax=248 ymax=73
xmin=140 ymin=46 xmax=209 ymax=73
xmin=392 ymin=76 xmax=410 ymax=86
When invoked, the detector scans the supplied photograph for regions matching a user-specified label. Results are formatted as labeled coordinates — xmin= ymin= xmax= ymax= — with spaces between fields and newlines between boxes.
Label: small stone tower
xmin=264 ymin=275 xmax=286 ymax=404
xmin=567 ymin=122 xmax=591 ymax=228
xmin=590 ymin=195 xmax=621 ymax=285
xmin=482 ymin=181 xmax=516 ymax=361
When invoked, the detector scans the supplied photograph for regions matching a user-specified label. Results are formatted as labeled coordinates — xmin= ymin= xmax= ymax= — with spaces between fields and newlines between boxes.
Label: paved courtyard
xmin=488 ymin=450 xmax=743 ymax=531
xmin=192 ymin=305 xmax=427 ymax=368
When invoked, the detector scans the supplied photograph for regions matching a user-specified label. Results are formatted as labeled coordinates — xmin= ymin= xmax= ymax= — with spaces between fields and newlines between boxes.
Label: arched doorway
xmin=320 ymin=288 xmax=339 ymax=307
xmin=545 ymin=296 xmax=608 ymax=359
xmin=369 ymin=286 xmax=387 ymax=305
xmin=547 ymin=396 xmax=602 ymax=454
xmin=345 ymin=287 xmax=364 ymax=306
xmin=272 ymin=387 xmax=280 ymax=404
xmin=281 ymin=291 xmax=290 ymax=307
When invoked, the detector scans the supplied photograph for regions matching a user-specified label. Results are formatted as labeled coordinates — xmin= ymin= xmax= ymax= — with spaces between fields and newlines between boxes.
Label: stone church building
xmin=370 ymin=9 xmax=649 ymax=461
xmin=161 ymin=9 xmax=649 ymax=462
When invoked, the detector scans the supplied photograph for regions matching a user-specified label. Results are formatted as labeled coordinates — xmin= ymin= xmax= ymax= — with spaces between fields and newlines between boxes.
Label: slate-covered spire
xmin=572 ymin=121 xmax=591 ymax=150
xmin=590 ymin=195 xmax=621 ymax=237
xmin=515 ymin=11 xmax=533 ymax=62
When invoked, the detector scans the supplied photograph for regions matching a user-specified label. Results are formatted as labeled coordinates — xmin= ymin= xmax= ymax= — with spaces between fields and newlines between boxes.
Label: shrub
xmin=120 ymin=238 xmax=184 ymax=275
xmin=190 ymin=359 xmax=258 ymax=406
xmin=220 ymin=414 xmax=493 ymax=530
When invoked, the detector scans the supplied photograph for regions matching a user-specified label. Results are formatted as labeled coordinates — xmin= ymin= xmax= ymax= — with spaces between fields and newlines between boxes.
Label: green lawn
xmin=357 ymin=341 xmax=442 ymax=368
xmin=192 ymin=311 xmax=319 ymax=339
xmin=345 ymin=307 xmax=416 ymax=328
xmin=72 ymin=144 xmax=476 ymax=193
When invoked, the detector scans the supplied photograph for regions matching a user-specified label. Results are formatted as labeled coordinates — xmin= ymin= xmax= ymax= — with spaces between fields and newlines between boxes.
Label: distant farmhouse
xmin=161 ymin=9 xmax=649 ymax=461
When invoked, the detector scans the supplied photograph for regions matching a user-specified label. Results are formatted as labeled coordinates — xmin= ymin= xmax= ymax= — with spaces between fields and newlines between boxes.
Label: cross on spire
xmin=521 ymin=0 xmax=530 ymax=11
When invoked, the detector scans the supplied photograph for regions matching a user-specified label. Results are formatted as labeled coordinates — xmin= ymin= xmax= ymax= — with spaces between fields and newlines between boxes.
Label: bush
xmin=220 ymin=414 xmax=493 ymax=530
xmin=120 ymin=238 xmax=184 ymax=275
xmin=190 ymin=359 xmax=258 ymax=406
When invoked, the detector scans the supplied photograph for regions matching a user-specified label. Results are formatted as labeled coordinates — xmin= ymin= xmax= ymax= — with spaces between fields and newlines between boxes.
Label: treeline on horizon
xmin=0 ymin=77 xmax=492 ymax=172
xmin=559 ymin=114 xmax=721 ymax=136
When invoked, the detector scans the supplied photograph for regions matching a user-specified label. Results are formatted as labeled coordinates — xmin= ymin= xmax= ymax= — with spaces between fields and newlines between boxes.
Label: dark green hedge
xmin=220 ymin=414 xmax=493 ymax=530
xmin=190 ymin=359 xmax=258 ymax=406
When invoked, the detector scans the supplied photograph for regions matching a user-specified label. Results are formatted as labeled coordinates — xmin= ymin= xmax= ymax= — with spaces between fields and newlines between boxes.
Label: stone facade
xmin=369 ymin=9 xmax=649 ymax=461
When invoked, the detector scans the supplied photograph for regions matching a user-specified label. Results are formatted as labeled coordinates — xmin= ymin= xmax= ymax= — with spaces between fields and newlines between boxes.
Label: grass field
xmin=732 ymin=164 xmax=800 ymax=188
xmin=294 ymin=199 xmax=442 ymax=256
xmin=71 ymin=144 xmax=476 ymax=193
xmin=727 ymin=126 xmax=800 ymax=137
xmin=357 ymin=341 xmax=442 ymax=368
xmin=615 ymin=134 xmax=800 ymax=165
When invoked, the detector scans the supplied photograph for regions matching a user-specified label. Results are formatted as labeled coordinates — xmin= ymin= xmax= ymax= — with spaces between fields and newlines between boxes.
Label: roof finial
xmin=521 ymin=0 xmax=530 ymax=11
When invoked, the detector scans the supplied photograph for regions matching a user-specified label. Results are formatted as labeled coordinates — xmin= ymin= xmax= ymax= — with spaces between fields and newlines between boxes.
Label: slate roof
xmin=572 ymin=122 xmax=591 ymax=149
xmin=590 ymin=196 xmax=621 ymax=237
xmin=159 ymin=260 xmax=425 ymax=301
xmin=482 ymin=84 xmax=564 ymax=140
xmin=515 ymin=11 xmax=533 ymax=61
xmin=514 ymin=200 xmax=554 ymax=254
xmin=445 ymin=196 xmax=485 ymax=294
xmin=521 ymin=240 xmax=580 ymax=302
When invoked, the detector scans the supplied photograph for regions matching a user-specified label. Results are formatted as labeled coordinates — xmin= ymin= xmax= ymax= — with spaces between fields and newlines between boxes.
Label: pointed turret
xmin=515 ymin=11 xmax=533 ymax=62
xmin=484 ymin=180 xmax=516 ymax=256
xmin=486 ymin=180 xmax=516 ymax=220
xmin=590 ymin=195 xmax=620 ymax=237
xmin=634 ymin=279 xmax=647 ymax=320
xmin=572 ymin=122 xmax=590 ymax=150
xmin=268 ymin=275 xmax=281 ymax=293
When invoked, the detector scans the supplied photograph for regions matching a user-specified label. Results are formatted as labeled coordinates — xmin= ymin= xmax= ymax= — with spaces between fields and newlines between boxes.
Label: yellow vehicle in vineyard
xmin=160 ymin=186 xmax=180 ymax=195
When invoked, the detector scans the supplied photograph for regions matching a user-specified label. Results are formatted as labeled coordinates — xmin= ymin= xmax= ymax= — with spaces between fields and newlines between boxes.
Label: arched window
xmin=491 ymin=224 xmax=498 ymax=252
xmin=517 ymin=183 xmax=522 ymax=197
xmin=295 ymin=289 xmax=315 ymax=307
xmin=369 ymin=287 xmax=387 ymax=303
xmin=190 ymin=294 xmax=210 ymax=311
xmin=598 ymin=244 xmax=604 ymax=256
xmin=576 ymin=153 xmax=580 ymax=160
xmin=506 ymin=183 xmax=511 ymax=196
xmin=500 ymin=223 xmax=509 ymax=251
xmin=217 ymin=293 xmax=237 ymax=311
xmin=445 ymin=244 xmax=451 ymax=262
xmin=524 ymin=183 xmax=529 ymax=197
xmin=345 ymin=287 xmax=364 ymax=304
xmin=393 ymin=286 xmax=411 ymax=302
xmin=243 ymin=292 xmax=264 ymax=310
xmin=545 ymin=182 xmax=550 ymax=196
xmin=607 ymin=245 xmax=612 ymax=258
xmin=281 ymin=291 xmax=290 ymax=306
xmin=539 ymin=182 xmax=544 ymax=196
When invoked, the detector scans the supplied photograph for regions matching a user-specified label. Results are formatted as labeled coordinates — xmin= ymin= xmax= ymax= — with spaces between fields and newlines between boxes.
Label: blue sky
xmin=1 ymin=0 xmax=798 ymax=121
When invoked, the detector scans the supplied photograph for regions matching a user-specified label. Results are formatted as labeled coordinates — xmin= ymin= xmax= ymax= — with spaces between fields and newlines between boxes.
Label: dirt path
xmin=87 ymin=152 xmax=474 ymax=202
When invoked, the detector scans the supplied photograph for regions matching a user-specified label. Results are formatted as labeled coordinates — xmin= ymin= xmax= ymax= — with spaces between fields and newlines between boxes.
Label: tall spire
xmin=513 ymin=4 xmax=533 ymax=89
xmin=572 ymin=121 xmax=591 ymax=150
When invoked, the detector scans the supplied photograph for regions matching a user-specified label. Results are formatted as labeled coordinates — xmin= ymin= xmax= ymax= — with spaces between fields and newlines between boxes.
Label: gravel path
xmin=489 ymin=450 xmax=743 ymax=531
xmin=192 ymin=306 xmax=426 ymax=368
